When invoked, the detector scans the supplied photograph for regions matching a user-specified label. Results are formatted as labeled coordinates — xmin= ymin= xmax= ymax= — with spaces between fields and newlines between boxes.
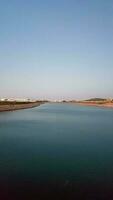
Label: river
xmin=0 ymin=103 xmax=113 ymax=199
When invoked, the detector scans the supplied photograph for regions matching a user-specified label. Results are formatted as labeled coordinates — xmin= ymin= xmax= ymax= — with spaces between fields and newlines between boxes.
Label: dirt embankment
xmin=74 ymin=102 xmax=113 ymax=108
xmin=0 ymin=102 xmax=43 ymax=112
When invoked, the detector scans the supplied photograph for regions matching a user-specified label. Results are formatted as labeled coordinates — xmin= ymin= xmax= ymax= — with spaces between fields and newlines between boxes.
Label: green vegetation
xmin=0 ymin=101 xmax=34 ymax=105
xmin=85 ymin=98 xmax=106 ymax=102
xmin=0 ymin=100 xmax=47 ymax=105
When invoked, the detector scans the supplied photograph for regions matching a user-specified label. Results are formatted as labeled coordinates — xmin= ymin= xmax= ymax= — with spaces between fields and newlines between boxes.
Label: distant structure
xmin=0 ymin=98 xmax=36 ymax=102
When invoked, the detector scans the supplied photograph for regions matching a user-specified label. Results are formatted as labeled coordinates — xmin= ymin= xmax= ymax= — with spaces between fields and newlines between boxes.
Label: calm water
xmin=0 ymin=103 xmax=113 ymax=199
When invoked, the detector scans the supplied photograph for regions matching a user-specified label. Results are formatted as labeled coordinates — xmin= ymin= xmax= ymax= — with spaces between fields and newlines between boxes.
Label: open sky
xmin=0 ymin=0 xmax=113 ymax=100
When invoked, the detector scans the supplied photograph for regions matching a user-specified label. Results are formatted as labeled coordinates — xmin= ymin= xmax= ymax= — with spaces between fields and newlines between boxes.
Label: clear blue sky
xmin=0 ymin=0 xmax=113 ymax=100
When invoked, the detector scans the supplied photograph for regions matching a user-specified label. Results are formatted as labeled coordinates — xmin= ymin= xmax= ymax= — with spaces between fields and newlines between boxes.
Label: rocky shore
xmin=0 ymin=102 xmax=43 ymax=112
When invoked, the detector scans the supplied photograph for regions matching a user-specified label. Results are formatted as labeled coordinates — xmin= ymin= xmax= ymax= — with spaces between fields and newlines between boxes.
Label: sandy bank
xmin=0 ymin=102 xmax=43 ymax=112
xmin=72 ymin=102 xmax=113 ymax=108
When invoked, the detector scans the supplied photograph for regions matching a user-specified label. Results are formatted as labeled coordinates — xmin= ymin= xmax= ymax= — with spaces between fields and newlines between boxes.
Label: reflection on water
xmin=0 ymin=103 xmax=113 ymax=199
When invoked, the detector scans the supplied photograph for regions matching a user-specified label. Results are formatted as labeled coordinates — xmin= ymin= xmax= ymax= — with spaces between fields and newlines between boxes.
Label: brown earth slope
xmin=0 ymin=102 xmax=44 ymax=112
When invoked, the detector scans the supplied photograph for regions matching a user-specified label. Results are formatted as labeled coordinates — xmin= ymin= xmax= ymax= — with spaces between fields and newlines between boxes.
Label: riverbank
xmin=71 ymin=102 xmax=113 ymax=108
xmin=0 ymin=102 xmax=44 ymax=112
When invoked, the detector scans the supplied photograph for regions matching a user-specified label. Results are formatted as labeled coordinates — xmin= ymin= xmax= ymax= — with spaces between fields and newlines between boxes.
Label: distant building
xmin=0 ymin=98 xmax=6 ymax=101
xmin=0 ymin=98 xmax=36 ymax=102
xmin=0 ymin=98 xmax=9 ymax=101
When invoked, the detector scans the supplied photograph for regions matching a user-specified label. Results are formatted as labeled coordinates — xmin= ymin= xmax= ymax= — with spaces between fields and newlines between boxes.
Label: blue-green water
xmin=0 ymin=103 xmax=113 ymax=199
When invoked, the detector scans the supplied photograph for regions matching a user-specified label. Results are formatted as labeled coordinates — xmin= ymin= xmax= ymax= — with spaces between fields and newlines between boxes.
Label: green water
xmin=0 ymin=103 xmax=113 ymax=198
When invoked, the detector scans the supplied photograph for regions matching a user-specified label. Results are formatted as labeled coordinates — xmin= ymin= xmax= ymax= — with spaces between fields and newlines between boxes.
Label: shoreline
xmin=0 ymin=101 xmax=113 ymax=111
xmin=0 ymin=102 xmax=44 ymax=112
xmin=70 ymin=102 xmax=113 ymax=108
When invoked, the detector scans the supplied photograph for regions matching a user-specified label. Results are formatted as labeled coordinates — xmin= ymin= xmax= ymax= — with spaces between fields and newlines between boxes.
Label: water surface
xmin=0 ymin=103 xmax=113 ymax=199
